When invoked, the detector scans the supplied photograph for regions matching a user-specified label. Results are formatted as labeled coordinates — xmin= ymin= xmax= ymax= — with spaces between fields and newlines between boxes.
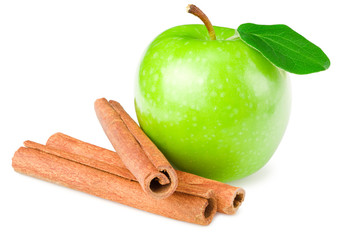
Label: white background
xmin=1 ymin=0 xmax=359 ymax=239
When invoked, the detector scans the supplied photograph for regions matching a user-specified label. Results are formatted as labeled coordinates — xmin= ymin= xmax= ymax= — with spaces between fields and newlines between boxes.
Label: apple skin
xmin=135 ymin=24 xmax=291 ymax=182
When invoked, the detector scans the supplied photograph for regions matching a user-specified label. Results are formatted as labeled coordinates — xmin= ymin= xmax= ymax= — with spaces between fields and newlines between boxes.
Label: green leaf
xmin=237 ymin=23 xmax=330 ymax=74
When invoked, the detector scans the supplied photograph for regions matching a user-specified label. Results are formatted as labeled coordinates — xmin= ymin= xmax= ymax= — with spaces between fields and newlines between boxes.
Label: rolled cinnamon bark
xmin=47 ymin=133 xmax=245 ymax=214
xmin=12 ymin=144 xmax=216 ymax=225
xmin=94 ymin=98 xmax=177 ymax=199
xmin=109 ymin=99 xmax=245 ymax=214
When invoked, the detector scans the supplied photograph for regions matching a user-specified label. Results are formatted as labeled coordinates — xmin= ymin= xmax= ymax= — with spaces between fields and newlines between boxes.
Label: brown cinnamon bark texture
xmin=12 ymin=143 xmax=216 ymax=225
xmin=94 ymin=98 xmax=178 ymax=199
xmin=47 ymin=133 xmax=245 ymax=214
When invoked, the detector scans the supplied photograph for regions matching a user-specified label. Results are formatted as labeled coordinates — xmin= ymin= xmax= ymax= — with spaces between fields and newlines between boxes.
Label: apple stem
xmin=186 ymin=4 xmax=216 ymax=40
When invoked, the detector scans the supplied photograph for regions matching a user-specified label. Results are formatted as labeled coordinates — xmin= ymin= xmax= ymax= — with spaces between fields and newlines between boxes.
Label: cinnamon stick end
xmin=95 ymin=97 xmax=108 ymax=107
xmin=225 ymin=188 xmax=245 ymax=215
xmin=233 ymin=188 xmax=245 ymax=208
xmin=46 ymin=132 xmax=64 ymax=145
xmin=145 ymin=168 xmax=178 ymax=199
xmin=199 ymin=191 xmax=217 ymax=225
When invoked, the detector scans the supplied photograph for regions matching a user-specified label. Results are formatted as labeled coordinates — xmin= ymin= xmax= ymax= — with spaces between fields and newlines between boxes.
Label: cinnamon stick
xmin=94 ymin=98 xmax=177 ymax=199
xmin=12 ymin=143 xmax=216 ymax=225
xmin=47 ymin=133 xmax=245 ymax=214
xmin=109 ymin=99 xmax=245 ymax=213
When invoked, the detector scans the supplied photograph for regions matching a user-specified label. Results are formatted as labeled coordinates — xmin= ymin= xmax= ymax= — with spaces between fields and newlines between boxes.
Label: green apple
xmin=134 ymin=24 xmax=291 ymax=182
